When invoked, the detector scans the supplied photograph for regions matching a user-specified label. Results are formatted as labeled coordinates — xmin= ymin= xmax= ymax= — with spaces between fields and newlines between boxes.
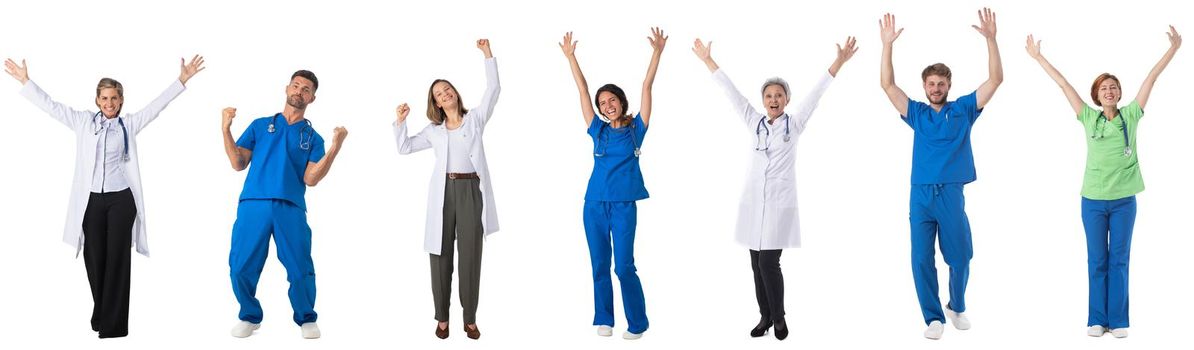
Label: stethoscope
xmin=268 ymin=113 xmax=315 ymax=151
xmin=593 ymin=117 xmax=641 ymax=158
xmin=92 ymin=112 xmax=130 ymax=162
xmin=755 ymin=114 xmax=790 ymax=151
xmin=1094 ymin=111 xmax=1132 ymax=157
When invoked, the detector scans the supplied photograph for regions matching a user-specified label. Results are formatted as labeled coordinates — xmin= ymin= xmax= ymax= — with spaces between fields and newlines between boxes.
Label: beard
xmin=927 ymin=91 xmax=949 ymax=105
xmin=287 ymin=94 xmax=308 ymax=110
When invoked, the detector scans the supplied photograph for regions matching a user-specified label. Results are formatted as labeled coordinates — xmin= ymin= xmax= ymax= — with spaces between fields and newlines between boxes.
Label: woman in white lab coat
xmin=4 ymin=56 xmax=204 ymax=338
xmin=691 ymin=37 xmax=855 ymax=340
xmin=393 ymin=39 xmax=500 ymax=340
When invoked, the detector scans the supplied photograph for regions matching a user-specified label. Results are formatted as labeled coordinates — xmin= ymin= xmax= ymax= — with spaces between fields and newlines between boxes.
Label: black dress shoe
xmin=774 ymin=318 xmax=789 ymax=340
xmin=435 ymin=324 xmax=449 ymax=339
xmin=750 ymin=318 xmax=773 ymax=337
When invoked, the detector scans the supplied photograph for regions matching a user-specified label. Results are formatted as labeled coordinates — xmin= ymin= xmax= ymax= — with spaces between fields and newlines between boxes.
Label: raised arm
xmin=1025 ymin=35 xmax=1084 ymax=115
xmin=124 ymin=55 xmax=205 ymax=134
xmin=474 ymin=39 xmax=502 ymax=126
xmin=695 ymin=38 xmax=757 ymax=128
xmin=1136 ymin=25 xmax=1182 ymax=109
xmin=8 ymin=58 xmax=93 ymax=130
xmin=792 ymin=37 xmax=857 ymax=132
xmin=393 ymin=103 xmax=432 ymax=154
xmin=303 ymin=127 xmax=346 ymax=187
xmin=829 ymin=36 xmax=859 ymax=77
xmin=692 ymin=38 xmax=720 ymax=73
xmin=4 ymin=58 xmax=28 ymax=85
xmin=640 ymin=27 xmax=667 ymax=127
xmin=560 ymin=32 xmax=595 ymax=126
xmin=879 ymin=13 xmax=910 ymax=116
xmin=972 ymin=8 xmax=1003 ymax=108
xmin=222 ymin=107 xmax=252 ymax=171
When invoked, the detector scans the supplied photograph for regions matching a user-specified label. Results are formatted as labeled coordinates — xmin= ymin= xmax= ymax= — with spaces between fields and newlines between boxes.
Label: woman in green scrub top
xmin=1025 ymin=26 xmax=1181 ymax=339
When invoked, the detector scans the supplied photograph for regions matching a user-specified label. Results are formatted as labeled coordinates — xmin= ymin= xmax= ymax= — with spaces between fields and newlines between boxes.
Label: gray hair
xmin=760 ymin=77 xmax=789 ymax=97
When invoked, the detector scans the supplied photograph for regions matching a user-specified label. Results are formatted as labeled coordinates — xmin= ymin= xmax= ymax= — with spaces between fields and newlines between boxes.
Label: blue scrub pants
xmin=909 ymin=184 xmax=973 ymax=325
xmin=583 ymin=201 xmax=649 ymax=334
xmin=1081 ymin=196 xmax=1136 ymax=329
xmin=229 ymin=199 xmax=317 ymax=325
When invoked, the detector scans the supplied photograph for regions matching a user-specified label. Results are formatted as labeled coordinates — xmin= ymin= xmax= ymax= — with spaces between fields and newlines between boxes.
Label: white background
xmin=1 ymin=0 xmax=1191 ymax=349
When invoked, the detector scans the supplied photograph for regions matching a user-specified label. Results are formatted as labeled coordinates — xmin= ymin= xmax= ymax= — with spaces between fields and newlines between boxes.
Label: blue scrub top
xmin=584 ymin=114 xmax=649 ymax=202
xmin=903 ymin=91 xmax=982 ymax=185
xmin=236 ymin=114 xmax=326 ymax=210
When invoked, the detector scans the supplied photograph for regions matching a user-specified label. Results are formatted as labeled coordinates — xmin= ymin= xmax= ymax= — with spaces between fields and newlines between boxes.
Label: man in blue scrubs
xmin=219 ymin=70 xmax=348 ymax=339
xmin=878 ymin=9 xmax=1003 ymax=339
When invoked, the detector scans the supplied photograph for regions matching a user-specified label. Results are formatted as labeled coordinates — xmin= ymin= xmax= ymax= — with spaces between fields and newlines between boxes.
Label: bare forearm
xmin=880 ymin=44 xmax=896 ymax=89
xmin=701 ymin=57 xmax=719 ymax=73
xmin=567 ymin=56 xmax=594 ymax=119
xmin=643 ymin=51 xmax=663 ymax=89
xmin=1138 ymin=46 xmax=1178 ymax=108
xmin=304 ymin=144 xmax=341 ymax=186
xmin=223 ymin=127 xmax=246 ymax=171
xmin=986 ymin=38 xmax=1004 ymax=85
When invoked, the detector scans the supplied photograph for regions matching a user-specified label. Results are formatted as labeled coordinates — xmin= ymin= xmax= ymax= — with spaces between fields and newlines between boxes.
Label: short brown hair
xmin=921 ymin=63 xmax=952 ymax=82
xmin=96 ymin=78 xmax=123 ymax=98
xmin=426 ymin=79 xmax=468 ymax=125
xmin=1090 ymin=73 xmax=1120 ymax=107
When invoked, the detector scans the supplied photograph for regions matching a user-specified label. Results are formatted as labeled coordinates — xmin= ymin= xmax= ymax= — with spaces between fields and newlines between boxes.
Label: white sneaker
xmin=1087 ymin=325 xmax=1106 ymax=337
xmin=923 ymin=321 xmax=944 ymax=340
xmin=596 ymin=325 xmax=613 ymax=337
xmin=623 ymin=331 xmax=643 ymax=340
xmin=230 ymin=321 xmax=260 ymax=338
xmin=301 ymin=322 xmax=321 ymax=339
xmin=1110 ymin=328 xmax=1129 ymax=338
xmin=945 ymin=305 xmax=971 ymax=330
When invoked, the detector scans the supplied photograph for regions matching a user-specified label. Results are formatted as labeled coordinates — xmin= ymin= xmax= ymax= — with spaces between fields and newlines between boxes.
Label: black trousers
xmin=750 ymin=249 xmax=784 ymax=322
xmin=81 ymin=189 xmax=136 ymax=338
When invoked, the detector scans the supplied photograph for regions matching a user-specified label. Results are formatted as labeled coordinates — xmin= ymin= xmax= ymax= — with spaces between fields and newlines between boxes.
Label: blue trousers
xmin=583 ymin=201 xmax=648 ymax=334
xmin=1081 ymin=196 xmax=1136 ymax=329
xmin=909 ymin=184 xmax=973 ymax=325
xmin=229 ymin=199 xmax=317 ymax=325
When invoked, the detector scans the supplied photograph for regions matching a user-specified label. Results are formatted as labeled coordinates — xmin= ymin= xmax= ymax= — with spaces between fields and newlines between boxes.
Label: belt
xmin=447 ymin=172 xmax=479 ymax=180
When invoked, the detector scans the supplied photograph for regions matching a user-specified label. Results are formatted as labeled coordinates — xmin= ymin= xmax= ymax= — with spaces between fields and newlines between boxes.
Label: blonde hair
xmin=96 ymin=78 xmax=124 ymax=98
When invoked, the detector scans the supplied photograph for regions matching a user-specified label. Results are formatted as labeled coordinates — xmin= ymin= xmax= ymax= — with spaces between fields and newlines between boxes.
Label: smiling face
xmin=596 ymin=91 xmax=624 ymax=120
xmin=761 ymin=84 xmax=790 ymax=118
xmin=431 ymin=81 xmax=459 ymax=111
xmin=95 ymin=88 xmax=123 ymax=118
xmin=1091 ymin=74 xmax=1122 ymax=107
xmin=285 ymin=76 xmax=317 ymax=110
xmin=923 ymin=75 xmax=951 ymax=105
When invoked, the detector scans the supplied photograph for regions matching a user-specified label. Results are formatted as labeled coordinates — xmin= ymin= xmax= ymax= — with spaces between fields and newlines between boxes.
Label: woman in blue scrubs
xmin=558 ymin=28 xmax=665 ymax=340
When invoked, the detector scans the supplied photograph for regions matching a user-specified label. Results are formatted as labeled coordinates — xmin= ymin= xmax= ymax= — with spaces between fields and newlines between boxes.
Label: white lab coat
xmin=711 ymin=69 xmax=832 ymax=250
xmin=21 ymin=79 xmax=186 ymax=257
xmin=394 ymin=57 xmax=501 ymax=255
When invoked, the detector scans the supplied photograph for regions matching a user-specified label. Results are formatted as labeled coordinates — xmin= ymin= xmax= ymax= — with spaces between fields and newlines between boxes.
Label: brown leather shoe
xmin=435 ymin=323 xmax=449 ymax=339
xmin=464 ymin=324 xmax=481 ymax=340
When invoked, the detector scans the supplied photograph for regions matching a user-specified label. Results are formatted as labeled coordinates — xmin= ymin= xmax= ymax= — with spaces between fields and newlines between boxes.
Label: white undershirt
xmin=446 ymin=120 xmax=475 ymax=173
xmin=91 ymin=116 xmax=130 ymax=193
